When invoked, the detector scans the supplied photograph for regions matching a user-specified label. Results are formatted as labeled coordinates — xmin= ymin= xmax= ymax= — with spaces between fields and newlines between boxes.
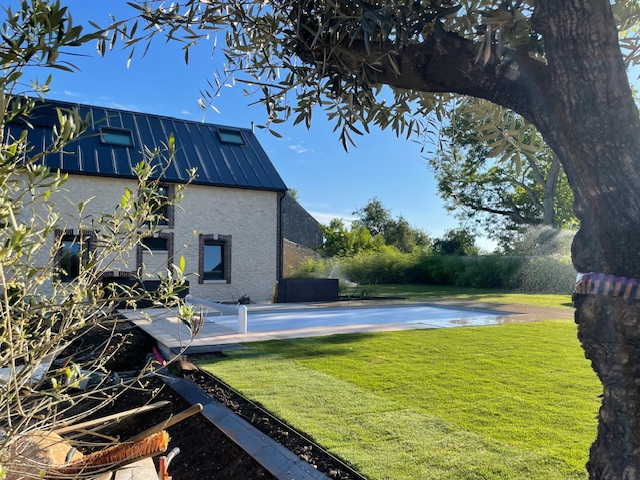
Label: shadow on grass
xmin=195 ymin=333 xmax=379 ymax=363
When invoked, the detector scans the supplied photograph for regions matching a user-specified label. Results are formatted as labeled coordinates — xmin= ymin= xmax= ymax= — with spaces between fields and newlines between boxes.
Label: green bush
xmin=459 ymin=255 xmax=523 ymax=289
xmin=341 ymin=246 xmax=419 ymax=284
xmin=289 ymin=257 xmax=333 ymax=278
xmin=338 ymin=250 xmax=524 ymax=288
xmin=294 ymin=248 xmax=570 ymax=294
xmin=516 ymin=255 xmax=576 ymax=294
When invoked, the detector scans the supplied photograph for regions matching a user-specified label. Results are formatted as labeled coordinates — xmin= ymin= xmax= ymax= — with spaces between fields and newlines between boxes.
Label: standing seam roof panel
xmin=244 ymin=134 xmax=280 ymax=188
xmin=230 ymin=132 xmax=263 ymax=188
xmin=10 ymin=99 xmax=287 ymax=192
xmin=174 ymin=121 xmax=210 ymax=184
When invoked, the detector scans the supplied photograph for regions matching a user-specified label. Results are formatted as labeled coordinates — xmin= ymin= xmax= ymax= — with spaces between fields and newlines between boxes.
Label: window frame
xmin=55 ymin=230 xmax=96 ymax=282
xmin=137 ymin=232 xmax=174 ymax=272
xmin=199 ymin=234 xmax=232 ymax=284
xmin=141 ymin=236 xmax=168 ymax=251
xmin=217 ymin=128 xmax=245 ymax=145
xmin=99 ymin=127 xmax=134 ymax=147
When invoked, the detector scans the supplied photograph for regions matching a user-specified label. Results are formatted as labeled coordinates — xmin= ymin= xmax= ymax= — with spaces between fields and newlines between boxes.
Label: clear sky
xmin=19 ymin=1 xmax=476 ymax=246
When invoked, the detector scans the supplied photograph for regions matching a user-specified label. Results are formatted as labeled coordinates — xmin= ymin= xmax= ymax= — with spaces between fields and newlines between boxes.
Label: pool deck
xmin=121 ymin=299 xmax=573 ymax=357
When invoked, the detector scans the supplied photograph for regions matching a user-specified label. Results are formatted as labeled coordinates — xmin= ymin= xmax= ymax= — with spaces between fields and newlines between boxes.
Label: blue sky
xmin=20 ymin=1 xmax=477 ymax=246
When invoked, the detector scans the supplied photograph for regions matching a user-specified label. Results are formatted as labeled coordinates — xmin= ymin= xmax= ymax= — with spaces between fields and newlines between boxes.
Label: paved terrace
xmin=121 ymin=300 xmax=573 ymax=357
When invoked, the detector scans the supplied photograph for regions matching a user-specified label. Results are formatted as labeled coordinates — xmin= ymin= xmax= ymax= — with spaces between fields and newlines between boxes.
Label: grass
xmin=197 ymin=320 xmax=600 ymax=479
xmin=348 ymin=283 xmax=574 ymax=309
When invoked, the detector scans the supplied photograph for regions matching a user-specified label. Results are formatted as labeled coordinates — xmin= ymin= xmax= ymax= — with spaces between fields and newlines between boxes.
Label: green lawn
xmin=352 ymin=284 xmax=574 ymax=309
xmin=197 ymin=320 xmax=600 ymax=479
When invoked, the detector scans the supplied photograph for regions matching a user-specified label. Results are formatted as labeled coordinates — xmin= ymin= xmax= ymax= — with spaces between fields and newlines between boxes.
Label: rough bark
xmin=531 ymin=1 xmax=640 ymax=478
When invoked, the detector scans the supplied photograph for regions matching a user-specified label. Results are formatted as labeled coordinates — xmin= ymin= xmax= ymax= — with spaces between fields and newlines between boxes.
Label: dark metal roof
xmin=8 ymin=99 xmax=287 ymax=192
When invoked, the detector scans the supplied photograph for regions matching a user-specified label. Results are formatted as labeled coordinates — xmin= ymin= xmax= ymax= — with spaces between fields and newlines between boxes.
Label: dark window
xmin=100 ymin=127 xmax=133 ymax=147
xmin=142 ymin=237 xmax=168 ymax=251
xmin=217 ymin=129 xmax=245 ymax=145
xmin=155 ymin=185 xmax=170 ymax=226
xmin=59 ymin=235 xmax=90 ymax=281
xmin=203 ymin=241 xmax=225 ymax=280
xmin=199 ymin=234 xmax=231 ymax=283
xmin=137 ymin=233 xmax=174 ymax=271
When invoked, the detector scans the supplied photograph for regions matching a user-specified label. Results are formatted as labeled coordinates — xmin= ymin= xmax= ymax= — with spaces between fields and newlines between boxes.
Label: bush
xmin=459 ymin=255 xmax=523 ymax=289
xmin=302 ymin=247 xmax=570 ymax=294
xmin=341 ymin=246 xmax=418 ymax=284
xmin=289 ymin=257 xmax=333 ymax=278
xmin=516 ymin=255 xmax=576 ymax=294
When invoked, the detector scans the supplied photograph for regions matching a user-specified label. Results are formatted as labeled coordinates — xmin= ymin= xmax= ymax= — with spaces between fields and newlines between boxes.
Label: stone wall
xmin=281 ymin=193 xmax=323 ymax=249
xmin=283 ymin=239 xmax=322 ymax=278
xmin=34 ymin=175 xmax=280 ymax=302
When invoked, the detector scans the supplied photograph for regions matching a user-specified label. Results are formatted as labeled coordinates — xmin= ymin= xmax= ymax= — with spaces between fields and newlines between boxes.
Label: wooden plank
xmin=163 ymin=376 xmax=330 ymax=480
xmin=114 ymin=458 xmax=158 ymax=480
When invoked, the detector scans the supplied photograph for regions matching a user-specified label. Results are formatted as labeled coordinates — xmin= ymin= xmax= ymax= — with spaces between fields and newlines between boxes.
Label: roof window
xmin=218 ymin=128 xmax=245 ymax=145
xmin=100 ymin=127 xmax=133 ymax=147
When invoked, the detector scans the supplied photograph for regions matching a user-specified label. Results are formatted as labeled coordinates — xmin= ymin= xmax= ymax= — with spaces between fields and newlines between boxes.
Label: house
xmin=10 ymin=99 xmax=288 ymax=303
xmin=280 ymin=192 xmax=323 ymax=277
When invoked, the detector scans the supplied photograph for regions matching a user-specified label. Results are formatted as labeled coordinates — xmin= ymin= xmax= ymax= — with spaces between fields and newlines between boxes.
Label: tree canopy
xmin=432 ymin=228 xmax=479 ymax=256
xmin=431 ymin=106 xmax=577 ymax=249
xmin=351 ymin=198 xmax=431 ymax=252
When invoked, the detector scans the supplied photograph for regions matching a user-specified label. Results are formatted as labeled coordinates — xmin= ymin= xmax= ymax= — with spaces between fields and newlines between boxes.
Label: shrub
xmin=459 ymin=255 xmax=523 ymax=289
xmin=289 ymin=257 xmax=333 ymax=278
xmin=341 ymin=246 xmax=418 ymax=284
xmin=0 ymin=5 xmax=195 ymax=474
xmin=516 ymin=255 xmax=576 ymax=294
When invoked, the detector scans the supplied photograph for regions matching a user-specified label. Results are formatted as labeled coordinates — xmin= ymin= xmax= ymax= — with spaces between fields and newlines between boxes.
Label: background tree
xmin=432 ymin=229 xmax=479 ymax=256
xmin=319 ymin=218 xmax=382 ymax=257
xmin=288 ymin=188 xmax=300 ymax=201
xmin=382 ymin=216 xmax=431 ymax=253
xmin=352 ymin=197 xmax=391 ymax=237
xmin=431 ymin=107 xmax=576 ymax=249
xmin=116 ymin=0 xmax=640 ymax=475
xmin=352 ymin=198 xmax=431 ymax=253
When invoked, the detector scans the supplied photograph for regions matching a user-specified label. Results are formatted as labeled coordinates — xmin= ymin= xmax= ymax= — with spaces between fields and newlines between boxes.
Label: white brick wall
xmin=33 ymin=175 xmax=280 ymax=302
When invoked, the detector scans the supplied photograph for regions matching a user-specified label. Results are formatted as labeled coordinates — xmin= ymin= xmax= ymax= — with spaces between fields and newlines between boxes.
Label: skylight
xmin=100 ymin=127 xmax=133 ymax=147
xmin=218 ymin=128 xmax=245 ymax=145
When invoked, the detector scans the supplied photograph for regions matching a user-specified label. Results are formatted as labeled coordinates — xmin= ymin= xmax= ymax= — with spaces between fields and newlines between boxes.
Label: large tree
xmin=352 ymin=198 xmax=430 ymax=252
xmin=119 ymin=0 xmax=640 ymax=476
xmin=432 ymin=106 xmax=577 ymax=249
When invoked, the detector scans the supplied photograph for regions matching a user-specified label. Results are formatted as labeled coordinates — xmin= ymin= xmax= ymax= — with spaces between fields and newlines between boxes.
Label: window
xmin=137 ymin=233 xmax=174 ymax=271
xmin=100 ymin=127 xmax=133 ymax=147
xmin=217 ymin=128 xmax=245 ymax=145
xmin=58 ymin=234 xmax=90 ymax=282
xmin=199 ymin=234 xmax=232 ymax=283
xmin=147 ymin=184 xmax=173 ymax=227
xmin=203 ymin=241 xmax=224 ymax=280
xmin=142 ymin=237 xmax=168 ymax=251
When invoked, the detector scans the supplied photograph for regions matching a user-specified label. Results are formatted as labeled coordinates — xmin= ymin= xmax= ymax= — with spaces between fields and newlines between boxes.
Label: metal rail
xmin=185 ymin=294 xmax=248 ymax=333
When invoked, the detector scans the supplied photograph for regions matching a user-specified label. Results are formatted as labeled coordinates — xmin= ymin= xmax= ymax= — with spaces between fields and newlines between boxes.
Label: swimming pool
xmin=206 ymin=304 xmax=506 ymax=333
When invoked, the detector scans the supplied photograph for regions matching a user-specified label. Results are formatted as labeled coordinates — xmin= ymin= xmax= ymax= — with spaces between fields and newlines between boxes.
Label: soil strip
xmin=162 ymin=374 xmax=330 ymax=480
xmin=187 ymin=369 xmax=367 ymax=480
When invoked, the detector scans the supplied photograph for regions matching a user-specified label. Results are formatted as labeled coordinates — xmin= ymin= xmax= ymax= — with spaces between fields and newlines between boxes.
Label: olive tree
xmin=0 ymin=2 xmax=196 ymax=476
xmin=119 ymin=0 xmax=640 ymax=476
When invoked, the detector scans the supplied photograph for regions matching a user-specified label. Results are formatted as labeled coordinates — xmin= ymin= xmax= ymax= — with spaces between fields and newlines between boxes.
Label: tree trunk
xmin=575 ymin=294 xmax=640 ymax=478
xmin=531 ymin=1 xmax=640 ymax=477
